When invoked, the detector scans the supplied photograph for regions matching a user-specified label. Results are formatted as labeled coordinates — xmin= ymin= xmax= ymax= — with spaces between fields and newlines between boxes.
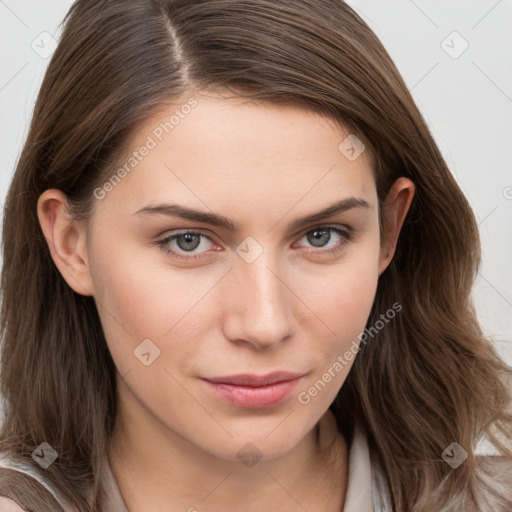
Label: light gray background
xmin=0 ymin=0 xmax=511 ymax=365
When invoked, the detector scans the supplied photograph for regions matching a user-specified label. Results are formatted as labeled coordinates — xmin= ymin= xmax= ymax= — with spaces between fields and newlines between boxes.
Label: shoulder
xmin=0 ymin=496 xmax=27 ymax=511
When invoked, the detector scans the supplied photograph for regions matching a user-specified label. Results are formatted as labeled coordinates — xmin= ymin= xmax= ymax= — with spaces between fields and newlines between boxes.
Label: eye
xmin=157 ymin=225 xmax=353 ymax=261
xmin=294 ymin=226 xmax=352 ymax=256
xmin=157 ymin=231 xmax=217 ymax=260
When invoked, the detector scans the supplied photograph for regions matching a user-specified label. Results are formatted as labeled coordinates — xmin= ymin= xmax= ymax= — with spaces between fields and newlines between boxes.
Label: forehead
xmin=95 ymin=94 xmax=376 ymax=219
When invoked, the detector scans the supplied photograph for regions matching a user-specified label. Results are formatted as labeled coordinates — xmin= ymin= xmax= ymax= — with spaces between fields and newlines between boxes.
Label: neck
xmin=108 ymin=378 xmax=348 ymax=512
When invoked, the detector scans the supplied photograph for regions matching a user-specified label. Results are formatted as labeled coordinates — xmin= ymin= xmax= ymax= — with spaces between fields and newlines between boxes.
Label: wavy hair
xmin=1 ymin=0 xmax=511 ymax=510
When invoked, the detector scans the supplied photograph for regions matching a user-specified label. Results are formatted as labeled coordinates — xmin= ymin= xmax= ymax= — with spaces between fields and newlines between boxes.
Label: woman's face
xmin=43 ymin=92 xmax=411 ymax=463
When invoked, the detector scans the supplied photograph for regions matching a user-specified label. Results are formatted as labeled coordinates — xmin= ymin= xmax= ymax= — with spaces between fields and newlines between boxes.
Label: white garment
xmin=0 ymin=409 xmax=392 ymax=511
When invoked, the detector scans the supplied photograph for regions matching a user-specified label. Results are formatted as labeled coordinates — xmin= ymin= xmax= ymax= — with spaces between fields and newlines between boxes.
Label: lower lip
xmin=202 ymin=378 xmax=302 ymax=409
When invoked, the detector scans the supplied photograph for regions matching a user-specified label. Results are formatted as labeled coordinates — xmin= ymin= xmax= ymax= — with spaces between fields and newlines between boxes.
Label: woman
xmin=0 ymin=0 xmax=511 ymax=511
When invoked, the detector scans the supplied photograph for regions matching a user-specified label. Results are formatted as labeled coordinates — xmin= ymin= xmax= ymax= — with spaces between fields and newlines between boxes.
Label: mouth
xmin=201 ymin=371 xmax=306 ymax=409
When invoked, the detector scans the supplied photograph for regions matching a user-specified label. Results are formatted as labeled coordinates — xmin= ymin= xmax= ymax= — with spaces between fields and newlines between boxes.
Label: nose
xmin=221 ymin=254 xmax=294 ymax=350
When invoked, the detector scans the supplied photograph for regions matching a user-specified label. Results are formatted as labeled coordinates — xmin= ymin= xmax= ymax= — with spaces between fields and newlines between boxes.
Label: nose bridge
xmin=245 ymin=255 xmax=283 ymax=315
xmin=223 ymin=248 xmax=293 ymax=349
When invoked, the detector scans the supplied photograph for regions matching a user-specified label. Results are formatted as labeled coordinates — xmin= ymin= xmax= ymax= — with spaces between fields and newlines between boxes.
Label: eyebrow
xmin=134 ymin=196 xmax=370 ymax=232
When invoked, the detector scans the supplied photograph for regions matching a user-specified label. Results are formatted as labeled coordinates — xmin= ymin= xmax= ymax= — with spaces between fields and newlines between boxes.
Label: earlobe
xmin=378 ymin=177 xmax=415 ymax=275
xmin=37 ymin=189 xmax=94 ymax=296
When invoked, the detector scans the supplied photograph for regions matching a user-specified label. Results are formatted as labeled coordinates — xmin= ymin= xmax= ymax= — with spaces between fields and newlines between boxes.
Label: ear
xmin=378 ymin=177 xmax=415 ymax=276
xmin=37 ymin=189 xmax=94 ymax=296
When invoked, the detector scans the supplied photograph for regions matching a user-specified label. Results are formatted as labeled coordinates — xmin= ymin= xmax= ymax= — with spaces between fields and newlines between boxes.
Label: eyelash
xmin=156 ymin=225 xmax=353 ymax=261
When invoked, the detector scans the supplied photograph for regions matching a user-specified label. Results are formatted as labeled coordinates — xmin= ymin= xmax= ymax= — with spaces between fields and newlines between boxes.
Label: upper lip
xmin=203 ymin=371 xmax=305 ymax=387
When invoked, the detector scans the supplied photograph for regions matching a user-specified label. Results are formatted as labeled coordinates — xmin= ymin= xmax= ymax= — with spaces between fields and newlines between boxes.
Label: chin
xmin=195 ymin=428 xmax=302 ymax=465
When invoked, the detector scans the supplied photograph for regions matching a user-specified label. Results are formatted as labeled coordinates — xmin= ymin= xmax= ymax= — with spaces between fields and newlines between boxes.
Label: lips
xmin=202 ymin=371 xmax=305 ymax=409
xmin=204 ymin=371 xmax=305 ymax=387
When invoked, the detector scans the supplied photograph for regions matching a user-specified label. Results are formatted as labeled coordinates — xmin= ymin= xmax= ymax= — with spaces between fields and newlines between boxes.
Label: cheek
xmin=89 ymin=235 xmax=227 ymax=375
xmin=295 ymin=236 xmax=380 ymax=392
xmin=321 ymin=264 xmax=377 ymax=326
xmin=302 ymin=235 xmax=380 ymax=339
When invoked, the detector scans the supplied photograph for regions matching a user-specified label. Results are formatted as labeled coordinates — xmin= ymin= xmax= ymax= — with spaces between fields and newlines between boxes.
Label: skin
xmin=37 ymin=92 xmax=414 ymax=512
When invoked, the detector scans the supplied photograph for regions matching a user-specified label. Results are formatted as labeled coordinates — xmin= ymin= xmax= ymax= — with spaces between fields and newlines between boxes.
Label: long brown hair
xmin=1 ymin=1 xmax=511 ymax=510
